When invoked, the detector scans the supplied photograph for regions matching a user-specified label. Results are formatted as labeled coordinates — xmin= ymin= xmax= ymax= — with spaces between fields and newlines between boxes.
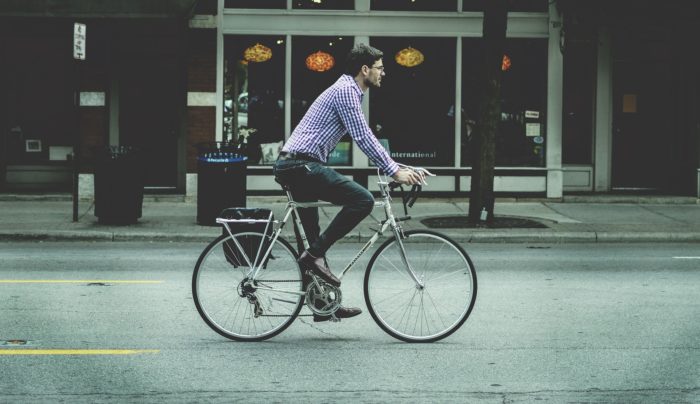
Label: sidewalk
xmin=0 ymin=194 xmax=699 ymax=243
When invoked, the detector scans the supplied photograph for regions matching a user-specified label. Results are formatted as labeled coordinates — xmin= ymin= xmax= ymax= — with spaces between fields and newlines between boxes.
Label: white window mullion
xmin=285 ymin=34 xmax=292 ymax=141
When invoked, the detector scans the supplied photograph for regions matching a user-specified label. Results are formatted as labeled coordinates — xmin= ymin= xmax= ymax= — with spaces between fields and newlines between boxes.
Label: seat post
xmin=285 ymin=189 xmax=295 ymax=203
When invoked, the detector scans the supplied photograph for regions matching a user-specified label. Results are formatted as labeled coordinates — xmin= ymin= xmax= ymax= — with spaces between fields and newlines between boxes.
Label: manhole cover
xmin=421 ymin=216 xmax=548 ymax=229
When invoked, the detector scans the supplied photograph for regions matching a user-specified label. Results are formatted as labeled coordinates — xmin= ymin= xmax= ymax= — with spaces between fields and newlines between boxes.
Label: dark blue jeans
xmin=273 ymin=158 xmax=374 ymax=257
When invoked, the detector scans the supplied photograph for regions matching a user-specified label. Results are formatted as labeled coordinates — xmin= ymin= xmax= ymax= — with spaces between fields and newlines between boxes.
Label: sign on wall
xmin=73 ymin=23 xmax=86 ymax=60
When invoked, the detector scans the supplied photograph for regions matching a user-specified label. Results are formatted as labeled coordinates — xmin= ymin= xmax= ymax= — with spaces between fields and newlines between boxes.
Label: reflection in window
xmin=293 ymin=0 xmax=354 ymax=10
xmin=369 ymin=37 xmax=456 ymax=167
xmin=371 ymin=0 xmax=457 ymax=11
xmin=462 ymin=0 xmax=547 ymax=12
xmin=224 ymin=0 xmax=286 ymax=8
xmin=224 ymin=35 xmax=285 ymax=165
xmin=292 ymin=36 xmax=354 ymax=165
xmin=461 ymin=38 xmax=547 ymax=167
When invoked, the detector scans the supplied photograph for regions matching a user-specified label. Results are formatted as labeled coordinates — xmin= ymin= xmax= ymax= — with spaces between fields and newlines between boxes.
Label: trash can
xmin=197 ymin=142 xmax=248 ymax=226
xmin=94 ymin=146 xmax=144 ymax=225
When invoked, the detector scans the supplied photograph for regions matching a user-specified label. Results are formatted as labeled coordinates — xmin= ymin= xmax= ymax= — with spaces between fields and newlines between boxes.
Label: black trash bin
xmin=197 ymin=142 xmax=248 ymax=226
xmin=94 ymin=146 xmax=144 ymax=225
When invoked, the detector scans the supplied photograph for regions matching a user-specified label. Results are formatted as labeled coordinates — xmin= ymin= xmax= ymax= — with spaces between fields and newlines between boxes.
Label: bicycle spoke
xmin=426 ymin=267 xmax=470 ymax=284
xmin=193 ymin=233 xmax=304 ymax=341
xmin=369 ymin=284 xmax=415 ymax=307
xmin=379 ymin=253 xmax=414 ymax=283
xmin=365 ymin=231 xmax=476 ymax=342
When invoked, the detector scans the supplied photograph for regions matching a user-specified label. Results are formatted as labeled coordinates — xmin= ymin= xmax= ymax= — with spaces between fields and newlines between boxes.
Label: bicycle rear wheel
xmin=364 ymin=230 xmax=477 ymax=343
xmin=192 ymin=232 xmax=304 ymax=341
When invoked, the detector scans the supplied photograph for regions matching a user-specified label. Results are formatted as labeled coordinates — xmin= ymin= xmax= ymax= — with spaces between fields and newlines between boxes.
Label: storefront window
xmin=224 ymin=0 xmax=286 ymax=9
xmin=562 ymin=27 xmax=596 ymax=165
xmin=461 ymin=38 xmax=547 ymax=167
xmin=371 ymin=0 xmax=457 ymax=11
xmin=293 ymin=0 xmax=354 ymax=10
xmin=462 ymin=0 xmax=547 ymax=12
xmin=224 ymin=35 xmax=286 ymax=165
xmin=292 ymin=36 xmax=354 ymax=165
xmin=369 ymin=37 xmax=456 ymax=167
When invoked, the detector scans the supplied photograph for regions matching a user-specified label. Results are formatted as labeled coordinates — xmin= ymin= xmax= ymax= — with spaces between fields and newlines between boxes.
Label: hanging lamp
xmin=395 ymin=47 xmax=424 ymax=67
xmin=244 ymin=43 xmax=272 ymax=63
xmin=305 ymin=51 xmax=335 ymax=72
xmin=501 ymin=54 xmax=511 ymax=71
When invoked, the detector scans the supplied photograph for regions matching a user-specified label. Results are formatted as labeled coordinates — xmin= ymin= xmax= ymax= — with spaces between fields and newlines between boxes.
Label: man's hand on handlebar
xmin=391 ymin=168 xmax=424 ymax=185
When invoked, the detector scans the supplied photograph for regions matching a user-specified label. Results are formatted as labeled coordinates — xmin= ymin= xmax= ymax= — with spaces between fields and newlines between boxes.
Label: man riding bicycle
xmin=273 ymin=43 xmax=423 ymax=322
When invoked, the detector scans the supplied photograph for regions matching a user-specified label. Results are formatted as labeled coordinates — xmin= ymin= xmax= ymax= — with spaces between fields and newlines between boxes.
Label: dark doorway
xmin=119 ymin=58 xmax=179 ymax=189
xmin=116 ymin=21 xmax=181 ymax=190
xmin=612 ymin=60 xmax=673 ymax=191
xmin=611 ymin=26 xmax=693 ymax=194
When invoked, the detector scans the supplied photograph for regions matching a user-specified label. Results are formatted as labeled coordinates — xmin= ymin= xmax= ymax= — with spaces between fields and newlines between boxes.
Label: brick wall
xmin=79 ymin=108 xmax=107 ymax=173
xmin=186 ymin=29 xmax=217 ymax=172
xmin=187 ymin=108 xmax=216 ymax=171
xmin=188 ymin=30 xmax=217 ymax=92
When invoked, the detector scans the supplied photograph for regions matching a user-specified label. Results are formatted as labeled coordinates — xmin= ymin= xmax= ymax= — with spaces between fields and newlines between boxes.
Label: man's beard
xmin=364 ymin=77 xmax=380 ymax=88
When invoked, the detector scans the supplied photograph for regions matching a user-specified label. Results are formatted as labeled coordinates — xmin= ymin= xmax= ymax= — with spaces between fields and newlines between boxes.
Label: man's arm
xmin=333 ymin=87 xmax=399 ymax=177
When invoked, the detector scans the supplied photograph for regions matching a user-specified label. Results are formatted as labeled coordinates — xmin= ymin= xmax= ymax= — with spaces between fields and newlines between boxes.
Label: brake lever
xmin=388 ymin=181 xmax=408 ymax=215
xmin=407 ymin=185 xmax=422 ymax=208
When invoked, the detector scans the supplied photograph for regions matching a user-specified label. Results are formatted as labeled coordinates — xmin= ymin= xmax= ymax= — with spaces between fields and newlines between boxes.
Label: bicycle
xmin=192 ymin=164 xmax=477 ymax=343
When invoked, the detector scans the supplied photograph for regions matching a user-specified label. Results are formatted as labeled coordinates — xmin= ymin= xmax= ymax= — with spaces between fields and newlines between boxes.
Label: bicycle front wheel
xmin=192 ymin=232 xmax=304 ymax=341
xmin=364 ymin=230 xmax=477 ymax=343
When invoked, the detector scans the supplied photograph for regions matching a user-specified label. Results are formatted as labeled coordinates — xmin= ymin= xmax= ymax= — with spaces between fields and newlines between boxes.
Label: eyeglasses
xmin=370 ymin=65 xmax=385 ymax=71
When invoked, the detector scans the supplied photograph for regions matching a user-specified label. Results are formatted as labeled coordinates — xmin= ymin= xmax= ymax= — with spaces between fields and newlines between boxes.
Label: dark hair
xmin=345 ymin=43 xmax=383 ymax=76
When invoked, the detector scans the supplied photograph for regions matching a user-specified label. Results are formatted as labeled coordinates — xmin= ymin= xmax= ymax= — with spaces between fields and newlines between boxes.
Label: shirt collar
xmin=341 ymin=74 xmax=363 ymax=98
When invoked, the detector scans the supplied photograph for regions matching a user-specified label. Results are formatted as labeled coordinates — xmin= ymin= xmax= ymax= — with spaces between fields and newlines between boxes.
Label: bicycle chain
xmin=248 ymin=278 xmax=341 ymax=336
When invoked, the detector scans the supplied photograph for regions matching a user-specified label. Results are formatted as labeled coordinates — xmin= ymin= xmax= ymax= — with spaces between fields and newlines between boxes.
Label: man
xmin=273 ymin=43 xmax=423 ymax=321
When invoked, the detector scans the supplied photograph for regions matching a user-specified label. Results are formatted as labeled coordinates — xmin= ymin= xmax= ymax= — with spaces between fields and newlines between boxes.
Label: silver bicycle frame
xmin=215 ymin=172 xmax=426 ymax=296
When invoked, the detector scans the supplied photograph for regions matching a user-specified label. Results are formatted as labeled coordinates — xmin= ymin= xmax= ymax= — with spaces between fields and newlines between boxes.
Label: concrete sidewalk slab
xmin=0 ymin=196 xmax=699 ymax=243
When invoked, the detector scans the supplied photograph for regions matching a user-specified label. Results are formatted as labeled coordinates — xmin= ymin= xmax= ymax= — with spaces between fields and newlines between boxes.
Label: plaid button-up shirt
xmin=283 ymin=74 xmax=399 ymax=176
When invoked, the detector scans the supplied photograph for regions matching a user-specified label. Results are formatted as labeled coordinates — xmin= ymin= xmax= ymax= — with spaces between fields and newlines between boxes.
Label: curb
xmin=2 ymin=230 xmax=700 ymax=243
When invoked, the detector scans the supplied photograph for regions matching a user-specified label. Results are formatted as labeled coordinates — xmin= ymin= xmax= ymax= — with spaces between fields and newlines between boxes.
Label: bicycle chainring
xmin=305 ymin=281 xmax=342 ymax=316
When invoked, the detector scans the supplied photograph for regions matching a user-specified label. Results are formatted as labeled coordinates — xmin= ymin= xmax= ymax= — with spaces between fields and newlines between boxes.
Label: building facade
xmin=1 ymin=0 xmax=698 ymax=198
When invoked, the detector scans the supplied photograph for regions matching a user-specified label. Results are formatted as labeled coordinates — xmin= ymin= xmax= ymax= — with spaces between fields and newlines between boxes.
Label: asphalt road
xmin=1 ymin=241 xmax=699 ymax=403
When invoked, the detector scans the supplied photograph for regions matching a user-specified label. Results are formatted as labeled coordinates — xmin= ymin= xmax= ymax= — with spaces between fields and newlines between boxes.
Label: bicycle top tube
xmin=289 ymin=200 xmax=387 ymax=209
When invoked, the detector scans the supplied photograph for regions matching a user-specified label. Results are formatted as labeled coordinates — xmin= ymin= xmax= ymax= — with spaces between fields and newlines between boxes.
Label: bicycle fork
xmin=390 ymin=221 xmax=425 ymax=290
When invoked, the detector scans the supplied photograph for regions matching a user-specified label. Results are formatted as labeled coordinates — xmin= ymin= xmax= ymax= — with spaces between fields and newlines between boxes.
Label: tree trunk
xmin=468 ymin=0 xmax=508 ymax=223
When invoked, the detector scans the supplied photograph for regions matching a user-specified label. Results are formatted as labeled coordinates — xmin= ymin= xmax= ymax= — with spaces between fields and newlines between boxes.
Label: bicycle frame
xmin=215 ymin=172 xmax=425 ymax=298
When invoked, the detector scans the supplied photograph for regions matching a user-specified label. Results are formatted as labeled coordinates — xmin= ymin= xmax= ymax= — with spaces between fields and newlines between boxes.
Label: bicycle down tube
xmin=216 ymin=170 xmax=428 ymax=292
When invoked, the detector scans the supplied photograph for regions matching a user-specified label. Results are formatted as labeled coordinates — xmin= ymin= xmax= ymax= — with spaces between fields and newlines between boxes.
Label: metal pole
xmin=72 ymin=60 xmax=79 ymax=222
xmin=72 ymin=22 xmax=85 ymax=222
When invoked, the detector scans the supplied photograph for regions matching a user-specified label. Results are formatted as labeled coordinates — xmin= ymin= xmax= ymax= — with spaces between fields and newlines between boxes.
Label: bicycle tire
xmin=193 ymin=232 xmax=304 ymax=341
xmin=364 ymin=230 xmax=477 ymax=343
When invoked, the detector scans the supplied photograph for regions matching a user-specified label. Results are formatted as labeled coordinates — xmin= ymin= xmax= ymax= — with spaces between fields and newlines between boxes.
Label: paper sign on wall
xmin=525 ymin=110 xmax=540 ymax=119
xmin=623 ymin=94 xmax=637 ymax=113
xmin=525 ymin=123 xmax=541 ymax=137
xmin=73 ymin=23 xmax=86 ymax=60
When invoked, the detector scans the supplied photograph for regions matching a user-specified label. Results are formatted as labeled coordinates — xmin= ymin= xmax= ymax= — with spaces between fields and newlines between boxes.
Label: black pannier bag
xmin=220 ymin=208 xmax=274 ymax=268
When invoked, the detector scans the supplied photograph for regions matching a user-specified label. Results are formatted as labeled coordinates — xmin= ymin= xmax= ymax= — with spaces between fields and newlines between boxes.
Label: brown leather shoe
xmin=314 ymin=306 xmax=362 ymax=322
xmin=298 ymin=250 xmax=341 ymax=287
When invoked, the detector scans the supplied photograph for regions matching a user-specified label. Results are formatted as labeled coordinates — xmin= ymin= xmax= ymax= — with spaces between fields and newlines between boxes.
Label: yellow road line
xmin=0 ymin=280 xmax=164 ymax=284
xmin=0 ymin=349 xmax=160 ymax=355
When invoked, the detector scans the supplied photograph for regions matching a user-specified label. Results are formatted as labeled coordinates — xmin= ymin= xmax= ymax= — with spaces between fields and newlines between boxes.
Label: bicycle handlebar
xmin=382 ymin=164 xmax=435 ymax=215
